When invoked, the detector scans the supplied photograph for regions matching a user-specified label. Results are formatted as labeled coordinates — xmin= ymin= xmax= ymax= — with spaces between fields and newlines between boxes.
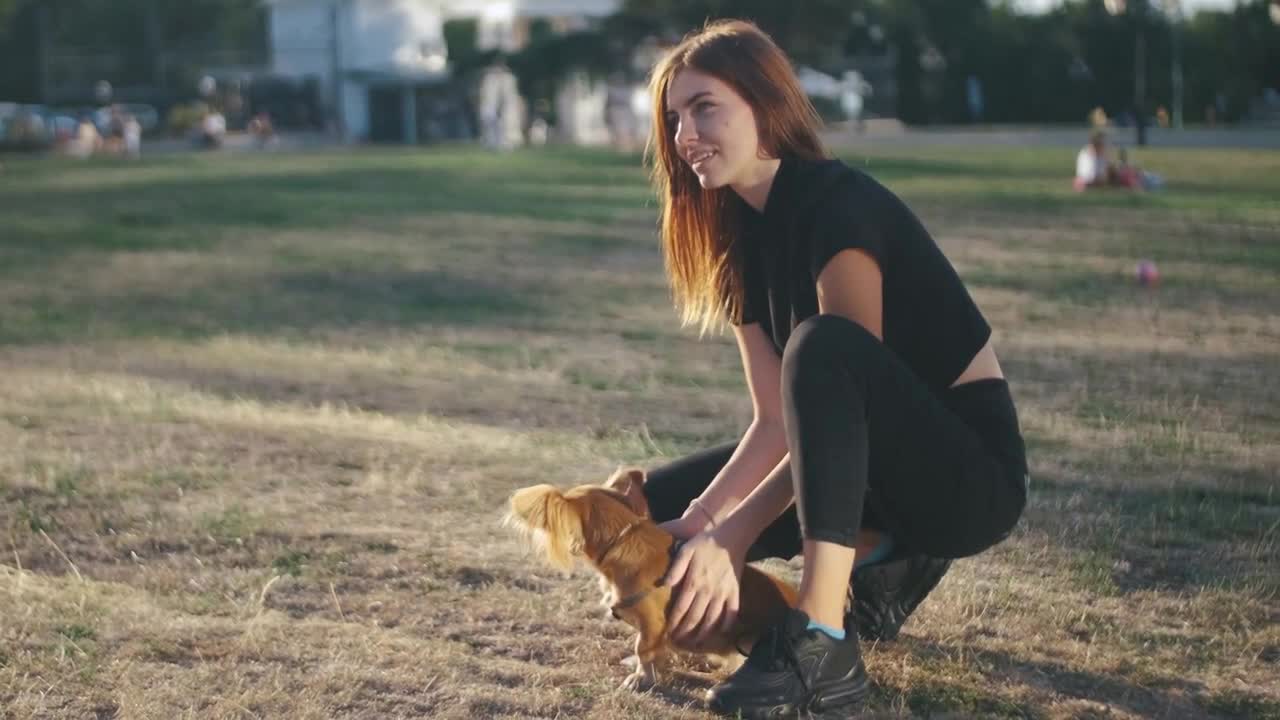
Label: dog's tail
xmin=505 ymin=484 xmax=582 ymax=571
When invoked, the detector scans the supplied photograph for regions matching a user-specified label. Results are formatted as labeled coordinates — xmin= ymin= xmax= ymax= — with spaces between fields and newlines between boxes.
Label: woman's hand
xmin=661 ymin=523 xmax=749 ymax=647
xmin=657 ymin=514 xmax=705 ymax=541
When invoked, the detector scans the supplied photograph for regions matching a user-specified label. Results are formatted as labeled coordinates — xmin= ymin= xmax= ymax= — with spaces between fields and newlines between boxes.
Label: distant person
xmin=69 ymin=115 xmax=101 ymax=159
xmin=1075 ymin=130 xmax=1125 ymax=190
xmin=1114 ymin=148 xmax=1141 ymax=188
xmin=605 ymin=72 xmax=638 ymax=151
xmin=840 ymin=70 xmax=870 ymax=132
xmin=198 ymin=110 xmax=226 ymax=150
xmin=123 ymin=114 xmax=142 ymax=159
xmin=1075 ymin=131 xmax=1157 ymax=192
xmin=630 ymin=83 xmax=652 ymax=146
xmin=248 ymin=111 xmax=276 ymax=149
xmin=478 ymin=59 xmax=521 ymax=150
xmin=528 ymin=99 xmax=551 ymax=146
xmin=102 ymin=105 xmax=125 ymax=155
xmin=1117 ymin=148 xmax=1164 ymax=191
xmin=966 ymin=75 xmax=984 ymax=123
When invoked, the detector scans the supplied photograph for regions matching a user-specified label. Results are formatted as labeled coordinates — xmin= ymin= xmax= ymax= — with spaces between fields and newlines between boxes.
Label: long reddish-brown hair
xmin=647 ymin=19 xmax=827 ymax=333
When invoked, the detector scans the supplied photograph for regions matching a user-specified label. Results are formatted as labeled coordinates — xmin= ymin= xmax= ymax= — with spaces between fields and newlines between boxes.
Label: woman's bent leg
xmin=707 ymin=314 xmax=1027 ymax=717
xmin=782 ymin=314 xmax=1025 ymax=563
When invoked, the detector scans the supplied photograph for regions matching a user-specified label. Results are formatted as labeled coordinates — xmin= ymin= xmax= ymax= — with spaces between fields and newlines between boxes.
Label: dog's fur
xmin=506 ymin=468 xmax=798 ymax=690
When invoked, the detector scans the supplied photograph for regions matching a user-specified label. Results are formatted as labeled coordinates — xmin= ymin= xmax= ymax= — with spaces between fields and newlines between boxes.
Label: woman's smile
xmin=688 ymin=147 xmax=718 ymax=172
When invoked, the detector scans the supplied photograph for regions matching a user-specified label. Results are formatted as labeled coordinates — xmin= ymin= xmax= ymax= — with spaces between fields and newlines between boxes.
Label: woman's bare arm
xmin=681 ymin=323 xmax=787 ymax=527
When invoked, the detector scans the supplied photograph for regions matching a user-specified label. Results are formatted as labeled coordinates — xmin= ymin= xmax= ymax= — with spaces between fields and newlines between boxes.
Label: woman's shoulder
xmin=794 ymin=156 xmax=904 ymax=223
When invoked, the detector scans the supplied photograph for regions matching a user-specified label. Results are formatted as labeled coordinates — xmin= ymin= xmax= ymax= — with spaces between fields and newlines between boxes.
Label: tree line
xmin=1 ymin=0 xmax=1276 ymax=125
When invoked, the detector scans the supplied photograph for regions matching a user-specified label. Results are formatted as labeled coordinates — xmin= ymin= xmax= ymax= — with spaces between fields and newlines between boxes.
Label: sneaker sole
xmin=724 ymin=664 xmax=871 ymax=720
xmin=806 ymin=667 xmax=871 ymax=719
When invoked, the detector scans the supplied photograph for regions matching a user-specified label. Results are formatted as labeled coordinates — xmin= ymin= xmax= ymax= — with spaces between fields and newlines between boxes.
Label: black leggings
xmin=643 ymin=314 xmax=1028 ymax=563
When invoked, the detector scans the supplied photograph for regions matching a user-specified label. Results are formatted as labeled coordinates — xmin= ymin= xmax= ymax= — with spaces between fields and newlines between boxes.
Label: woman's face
xmin=665 ymin=69 xmax=766 ymax=190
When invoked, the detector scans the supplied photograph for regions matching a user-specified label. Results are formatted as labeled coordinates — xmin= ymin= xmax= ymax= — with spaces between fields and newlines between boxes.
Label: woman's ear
xmin=506 ymin=484 xmax=583 ymax=570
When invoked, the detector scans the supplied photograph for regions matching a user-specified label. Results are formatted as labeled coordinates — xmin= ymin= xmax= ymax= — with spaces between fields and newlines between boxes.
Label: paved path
xmin=826 ymin=122 xmax=1280 ymax=150
xmin=132 ymin=125 xmax=1278 ymax=157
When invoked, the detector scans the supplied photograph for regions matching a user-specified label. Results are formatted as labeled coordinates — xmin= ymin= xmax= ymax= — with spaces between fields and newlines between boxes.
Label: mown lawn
xmin=1 ymin=142 xmax=1277 ymax=719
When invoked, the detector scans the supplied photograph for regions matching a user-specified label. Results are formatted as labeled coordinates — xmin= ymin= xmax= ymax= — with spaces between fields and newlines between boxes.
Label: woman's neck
xmin=731 ymin=156 xmax=782 ymax=213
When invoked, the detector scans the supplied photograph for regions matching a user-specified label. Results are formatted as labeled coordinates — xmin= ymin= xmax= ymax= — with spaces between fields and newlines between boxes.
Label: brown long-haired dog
xmin=506 ymin=468 xmax=798 ymax=691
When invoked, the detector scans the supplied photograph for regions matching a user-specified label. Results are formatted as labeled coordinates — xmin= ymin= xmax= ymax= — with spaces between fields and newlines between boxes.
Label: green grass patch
xmin=199 ymin=505 xmax=261 ymax=543
xmin=56 ymin=624 xmax=96 ymax=642
xmin=272 ymin=550 xmax=311 ymax=578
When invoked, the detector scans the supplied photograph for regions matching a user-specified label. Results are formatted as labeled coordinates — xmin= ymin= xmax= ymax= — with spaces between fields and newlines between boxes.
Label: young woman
xmin=639 ymin=20 xmax=1029 ymax=719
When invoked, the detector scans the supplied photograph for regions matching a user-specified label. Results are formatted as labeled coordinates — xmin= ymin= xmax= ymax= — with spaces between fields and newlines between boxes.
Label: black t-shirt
xmin=735 ymin=154 xmax=991 ymax=396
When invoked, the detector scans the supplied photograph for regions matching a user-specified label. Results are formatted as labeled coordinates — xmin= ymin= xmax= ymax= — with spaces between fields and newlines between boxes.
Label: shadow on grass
xmin=0 ymin=165 xmax=651 ymax=260
xmin=899 ymin=636 xmax=1223 ymax=719
xmin=1021 ymin=468 xmax=1278 ymax=598
xmin=0 ymin=267 xmax=553 ymax=346
xmin=0 ymin=148 xmax=676 ymax=347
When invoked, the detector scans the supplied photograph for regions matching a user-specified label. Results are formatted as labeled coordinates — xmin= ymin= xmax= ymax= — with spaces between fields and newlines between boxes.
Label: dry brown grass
xmin=1 ymin=145 xmax=1277 ymax=719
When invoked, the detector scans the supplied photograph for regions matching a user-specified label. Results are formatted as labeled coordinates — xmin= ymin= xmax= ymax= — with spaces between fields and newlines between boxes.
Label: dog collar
xmin=592 ymin=519 xmax=647 ymax=567
xmin=609 ymin=538 xmax=683 ymax=619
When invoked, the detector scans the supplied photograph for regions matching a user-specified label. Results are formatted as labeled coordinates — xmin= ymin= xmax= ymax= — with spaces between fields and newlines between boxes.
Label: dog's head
xmin=506 ymin=482 xmax=644 ymax=571
xmin=602 ymin=467 xmax=650 ymax=518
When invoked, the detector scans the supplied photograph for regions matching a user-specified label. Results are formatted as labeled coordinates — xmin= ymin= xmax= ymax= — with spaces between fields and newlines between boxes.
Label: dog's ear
xmin=604 ymin=467 xmax=650 ymax=517
xmin=506 ymin=484 xmax=583 ymax=571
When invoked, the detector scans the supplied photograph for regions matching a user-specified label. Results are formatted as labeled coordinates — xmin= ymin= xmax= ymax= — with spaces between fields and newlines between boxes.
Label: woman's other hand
xmin=656 ymin=514 xmax=705 ymax=541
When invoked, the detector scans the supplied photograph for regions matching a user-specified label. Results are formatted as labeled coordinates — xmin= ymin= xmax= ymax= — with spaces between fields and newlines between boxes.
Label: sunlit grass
xmin=1 ymin=143 xmax=1277 ymax=718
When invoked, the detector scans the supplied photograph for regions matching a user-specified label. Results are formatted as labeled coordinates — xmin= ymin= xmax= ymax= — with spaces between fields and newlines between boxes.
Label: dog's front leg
xmin=620 ymin=607 xmax=666 ymax=691
xmin=597 ymin=575 xmax=615 ymax=621
xmin=620 ymin=632 xmax=664 ymax=691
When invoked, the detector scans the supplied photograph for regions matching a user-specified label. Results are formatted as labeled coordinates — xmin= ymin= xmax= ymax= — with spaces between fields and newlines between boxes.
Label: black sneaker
xmin=706 ymin=607 xmax=870 ymax=719
xmin=849 ymin=555 xmax=951 ymax=642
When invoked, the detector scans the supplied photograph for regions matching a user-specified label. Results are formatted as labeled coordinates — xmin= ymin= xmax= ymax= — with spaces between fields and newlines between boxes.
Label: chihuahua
xmin=506 ymin=468 xmax=798 ymax=691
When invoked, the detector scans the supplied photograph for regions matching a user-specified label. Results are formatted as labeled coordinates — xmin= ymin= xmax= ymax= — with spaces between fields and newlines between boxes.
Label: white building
xmin=265 ymin=0 xmax=620 ymax=143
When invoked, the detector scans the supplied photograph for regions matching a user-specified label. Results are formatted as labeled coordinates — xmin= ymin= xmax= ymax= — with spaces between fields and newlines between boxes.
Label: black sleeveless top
xmin=734 ymin=154 xmax=991 ymax=396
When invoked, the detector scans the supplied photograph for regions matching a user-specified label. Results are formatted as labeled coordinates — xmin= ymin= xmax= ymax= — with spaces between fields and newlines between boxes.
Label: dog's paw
xmin=620 ymin=669 xmax=656 ymax=692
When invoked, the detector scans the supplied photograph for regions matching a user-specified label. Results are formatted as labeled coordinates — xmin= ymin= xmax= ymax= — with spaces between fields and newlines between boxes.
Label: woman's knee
xmin=782 ymin=314 xmax=879 ymax=381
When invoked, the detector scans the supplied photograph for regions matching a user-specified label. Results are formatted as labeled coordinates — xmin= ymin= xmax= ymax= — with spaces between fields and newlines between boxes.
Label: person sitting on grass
xmin=1075 ymin=129 xmax=1149 ymax=191
xmin=640 ymin=19 xmax=1029 ymax=719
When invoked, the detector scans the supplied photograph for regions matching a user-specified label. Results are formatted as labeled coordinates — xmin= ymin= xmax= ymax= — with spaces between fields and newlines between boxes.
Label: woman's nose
xmin=674 ymin=116 xmax=696 ymax=148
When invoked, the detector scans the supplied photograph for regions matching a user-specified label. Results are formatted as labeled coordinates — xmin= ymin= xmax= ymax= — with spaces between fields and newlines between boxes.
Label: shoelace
xmin=746 ymin=621 xmax=810 ymax=693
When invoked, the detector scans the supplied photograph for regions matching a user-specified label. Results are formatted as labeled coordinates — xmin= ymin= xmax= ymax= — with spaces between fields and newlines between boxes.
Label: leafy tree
xmin=618 ymin=0 xmax=862 ymax=68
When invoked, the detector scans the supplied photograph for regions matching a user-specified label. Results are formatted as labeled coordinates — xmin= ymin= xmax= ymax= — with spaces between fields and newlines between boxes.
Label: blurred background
xmin=1 ymin=0 xmax=1278 ymax=154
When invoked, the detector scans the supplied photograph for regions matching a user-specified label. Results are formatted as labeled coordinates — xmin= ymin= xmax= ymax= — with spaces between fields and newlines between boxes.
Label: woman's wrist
xmin=709 ymin=510 xmax=753 ymax=564
xmin=688 ymin=498 xmax=718 ymax=532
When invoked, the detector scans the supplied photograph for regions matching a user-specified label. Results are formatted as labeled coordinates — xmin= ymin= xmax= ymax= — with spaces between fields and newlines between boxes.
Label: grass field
xmin=1 ymin=142 xmax=1277 ymax=719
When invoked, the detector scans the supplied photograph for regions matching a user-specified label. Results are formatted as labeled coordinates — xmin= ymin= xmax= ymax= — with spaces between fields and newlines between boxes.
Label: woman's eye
xmin=694 ymin=102 xmax=713 ymax=114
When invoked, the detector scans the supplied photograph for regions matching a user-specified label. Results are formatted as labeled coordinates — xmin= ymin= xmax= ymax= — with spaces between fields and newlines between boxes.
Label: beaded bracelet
xmin=690 ymin=498 xmax=717 ymax=529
